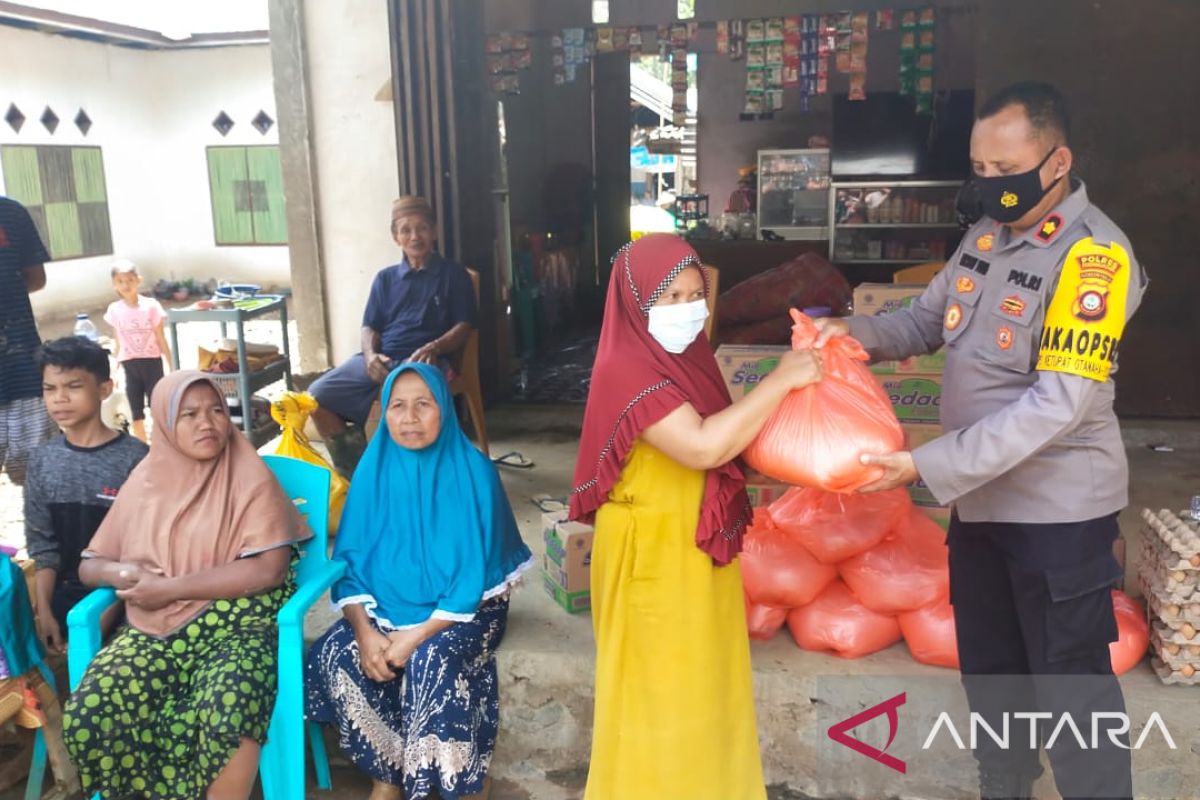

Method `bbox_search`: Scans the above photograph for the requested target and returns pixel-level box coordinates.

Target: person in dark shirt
[310,196,477,476]
[0,195,57,486]
[26,337,148,653]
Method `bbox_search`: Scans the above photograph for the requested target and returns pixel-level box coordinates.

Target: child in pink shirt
[103,260,172,441]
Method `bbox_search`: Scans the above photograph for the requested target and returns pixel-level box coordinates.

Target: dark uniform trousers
[948,512,1133,800]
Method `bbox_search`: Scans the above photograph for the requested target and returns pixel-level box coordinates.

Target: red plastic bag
[839,508,949,614]
[740,510,837,608]
[898,601,960,669]
[745,597,789,641]
[786,579,902,659]
[768,487,911,564]
[743,310,905,493]
[1110,590,1149,676]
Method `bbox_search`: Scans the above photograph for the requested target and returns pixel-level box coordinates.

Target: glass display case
[828,180,964,267]
[756,148,830,240]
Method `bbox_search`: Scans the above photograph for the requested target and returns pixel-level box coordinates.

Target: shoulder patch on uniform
[1036,236,1132,382]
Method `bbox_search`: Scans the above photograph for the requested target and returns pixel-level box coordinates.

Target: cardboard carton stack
[1139,508,1200,685]
[715,346,791,506]
[855,283,950,528]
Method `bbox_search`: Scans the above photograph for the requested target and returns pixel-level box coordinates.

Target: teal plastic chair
[67,454,344,799]
[2,557,62,800]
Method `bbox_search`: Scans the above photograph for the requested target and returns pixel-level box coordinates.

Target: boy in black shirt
[26,337,148,653]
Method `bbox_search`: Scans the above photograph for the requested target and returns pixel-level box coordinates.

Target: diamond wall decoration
[250,110,274,135]
[212,111,234,137]
[74,108,92,136]
[4,103,24,133]
[40,106,59,134]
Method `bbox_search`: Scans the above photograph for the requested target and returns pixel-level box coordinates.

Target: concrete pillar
[268,0,329,373]
[270,0,402,366]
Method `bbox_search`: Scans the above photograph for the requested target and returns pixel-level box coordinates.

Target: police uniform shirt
[847,180,1148,524]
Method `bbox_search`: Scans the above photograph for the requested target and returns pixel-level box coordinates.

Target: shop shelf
[837,223,959,229]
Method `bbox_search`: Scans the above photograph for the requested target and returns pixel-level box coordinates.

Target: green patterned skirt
[63,576,293,799]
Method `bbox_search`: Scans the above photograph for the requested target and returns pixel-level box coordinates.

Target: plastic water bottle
[73,313,99,342]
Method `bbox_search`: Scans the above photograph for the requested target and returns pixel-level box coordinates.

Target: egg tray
[1140,508,1200,561]
[1137,560,1200,604]
[1145,588,1200,627]
[1137,537,1200,590]
[1138,527,1200,574]
[1150,627,1200,669]
[1150,657,1200,686]
[1149,617,1200,646]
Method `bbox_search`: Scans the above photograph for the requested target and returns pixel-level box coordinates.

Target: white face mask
[647,298,709,354]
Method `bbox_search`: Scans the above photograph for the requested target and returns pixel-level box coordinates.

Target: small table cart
[166,295,294,448]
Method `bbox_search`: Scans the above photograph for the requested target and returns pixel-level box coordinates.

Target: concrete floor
[4,306,1200,797]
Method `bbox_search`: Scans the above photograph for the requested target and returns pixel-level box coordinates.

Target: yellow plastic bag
[271,392,348,535]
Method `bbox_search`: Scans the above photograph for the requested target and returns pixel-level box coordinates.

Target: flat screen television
[831,91,974,180]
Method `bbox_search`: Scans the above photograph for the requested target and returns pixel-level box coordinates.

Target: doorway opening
[629,53,697,239]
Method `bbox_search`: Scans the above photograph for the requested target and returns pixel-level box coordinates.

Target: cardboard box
[853,283,928,317]
[920,505,952,531]
[745,477,789,508]
[541,509,568,540]
[877,373,943,425]
[853,283,945,375]
[869,353,946,376]
[1113,535,1126,574]
[543,520,594,614]
[900,423,944,508]
[899,422,951,525]
[715,345,788,399]
[542,571,591,614]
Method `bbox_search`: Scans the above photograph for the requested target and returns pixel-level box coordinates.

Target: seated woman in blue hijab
[305,363,533,800]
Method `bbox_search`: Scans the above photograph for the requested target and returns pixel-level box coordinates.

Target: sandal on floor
[492,451,535,470]
[530,495,567,513]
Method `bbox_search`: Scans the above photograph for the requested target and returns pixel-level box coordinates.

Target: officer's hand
[857,451,919,493]
[812,317,850,348]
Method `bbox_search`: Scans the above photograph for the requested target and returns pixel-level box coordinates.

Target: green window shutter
[207,147,254,244]
[245,146,288,244]
[2,144,111,261]
[1,146,44,206]
[45,201,83,259]
[72,147,108,203]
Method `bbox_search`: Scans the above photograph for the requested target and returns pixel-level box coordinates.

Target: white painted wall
[303,0,400,362]
[0,26,288,324]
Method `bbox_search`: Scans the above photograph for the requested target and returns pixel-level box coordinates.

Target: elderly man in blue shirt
[310,196,477,475]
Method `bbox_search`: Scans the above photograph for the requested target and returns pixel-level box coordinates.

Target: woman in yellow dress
[570,234,823,799]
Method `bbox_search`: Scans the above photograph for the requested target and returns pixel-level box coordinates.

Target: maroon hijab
[569,234,751,565]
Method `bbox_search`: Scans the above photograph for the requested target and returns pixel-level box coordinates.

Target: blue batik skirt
[304,597,508,799]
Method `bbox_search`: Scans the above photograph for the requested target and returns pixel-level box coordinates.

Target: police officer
[816,83,1146,800]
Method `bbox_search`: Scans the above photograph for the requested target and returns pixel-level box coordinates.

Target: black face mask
[973,148,1062,224]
